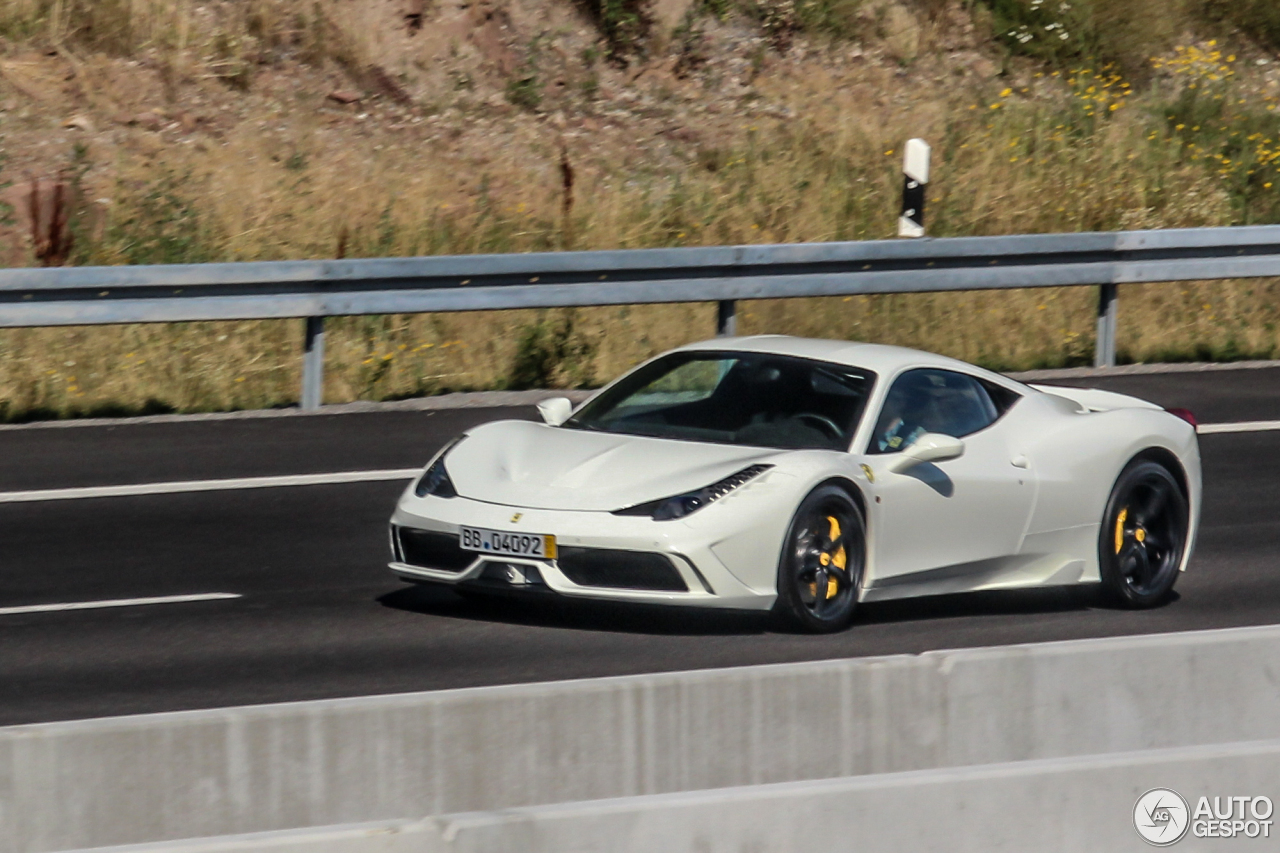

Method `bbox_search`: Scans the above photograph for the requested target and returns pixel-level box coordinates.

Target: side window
[979,378,1022,418]
[867,369,1000,454]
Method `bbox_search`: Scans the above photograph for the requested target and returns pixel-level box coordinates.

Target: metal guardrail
[2,225,1279,408]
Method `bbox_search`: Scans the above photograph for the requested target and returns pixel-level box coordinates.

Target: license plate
[459,526,557,559]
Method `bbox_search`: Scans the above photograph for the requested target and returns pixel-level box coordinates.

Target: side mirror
[536,396,574,427]
[887,432,965,474]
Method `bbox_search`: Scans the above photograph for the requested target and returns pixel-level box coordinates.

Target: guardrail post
[1095,284,1117,368]
[302,316,325,410]
[717,300,736,336]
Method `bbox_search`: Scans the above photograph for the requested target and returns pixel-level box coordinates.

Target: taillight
[1165,407,1198,428]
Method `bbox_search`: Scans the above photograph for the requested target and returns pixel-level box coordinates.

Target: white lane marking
[1198,420,1280,435]
[0,468,420,504]
[0,592,242,616]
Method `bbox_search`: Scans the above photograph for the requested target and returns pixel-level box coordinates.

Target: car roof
[674,335,1022,387]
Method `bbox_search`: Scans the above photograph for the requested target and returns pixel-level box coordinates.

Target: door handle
[1010,454,1030,469]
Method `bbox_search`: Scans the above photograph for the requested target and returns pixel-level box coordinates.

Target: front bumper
[389,493,775,611]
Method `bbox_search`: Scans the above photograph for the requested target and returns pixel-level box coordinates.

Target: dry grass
[3,0,331,57]
[2,1,1280,419]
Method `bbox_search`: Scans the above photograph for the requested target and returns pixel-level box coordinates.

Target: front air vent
[556,547,688,592]
[396,527,475,573]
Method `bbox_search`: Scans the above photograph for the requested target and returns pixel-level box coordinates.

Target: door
[861,368,1036,586]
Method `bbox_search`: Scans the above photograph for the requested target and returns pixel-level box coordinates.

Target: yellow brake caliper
[809,517,847,600]
[1114,507,1128,554]
[826,516,844,599]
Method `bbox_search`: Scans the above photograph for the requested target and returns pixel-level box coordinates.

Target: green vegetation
[579,0,652,59]
[1197,0,1280,53]
[792,0,867,40]
[0,152,12,229]
[96,170,213,266]
[984,0,1280,76]
[505,74,543,110]
[507,313,597,390]
[1153,44,1280,223]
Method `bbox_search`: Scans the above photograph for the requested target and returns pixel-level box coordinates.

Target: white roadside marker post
[898,138,931,238]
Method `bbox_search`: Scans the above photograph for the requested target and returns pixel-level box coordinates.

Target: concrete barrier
[64,739,1280,853]
[425,738,1280,853]
[62,822,431,853]
[6,623,1280,852]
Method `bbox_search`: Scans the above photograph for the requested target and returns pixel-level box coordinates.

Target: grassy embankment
[1,0,1279,419]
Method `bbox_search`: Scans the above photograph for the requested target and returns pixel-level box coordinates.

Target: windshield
[565,351,876,450]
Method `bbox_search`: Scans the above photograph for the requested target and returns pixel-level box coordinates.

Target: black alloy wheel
[773,484,865,633]
[1099,458,1189,608]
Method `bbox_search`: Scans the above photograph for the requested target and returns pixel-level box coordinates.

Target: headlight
[613,464,772,521]
[413,436,465,498]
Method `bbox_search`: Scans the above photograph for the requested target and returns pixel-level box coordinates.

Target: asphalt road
[1,368,1278,726]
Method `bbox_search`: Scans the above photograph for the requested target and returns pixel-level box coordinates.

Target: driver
[876,386,930,453]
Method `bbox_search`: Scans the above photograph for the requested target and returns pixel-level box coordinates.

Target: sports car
[388,336,1200,632]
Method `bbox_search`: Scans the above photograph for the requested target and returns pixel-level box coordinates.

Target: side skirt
[859,553,1093,603]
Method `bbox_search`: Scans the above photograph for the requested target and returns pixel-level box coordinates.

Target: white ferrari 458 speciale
[389,336,1200,632]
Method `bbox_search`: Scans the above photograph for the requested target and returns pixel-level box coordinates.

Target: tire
[773,484,865,633]
[1098,458,1189,608]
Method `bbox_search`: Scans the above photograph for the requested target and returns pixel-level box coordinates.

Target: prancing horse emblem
[510,512,523,523]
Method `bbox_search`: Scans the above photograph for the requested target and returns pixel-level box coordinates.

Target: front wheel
[1099,459,1189,608]
[773,484,865,633]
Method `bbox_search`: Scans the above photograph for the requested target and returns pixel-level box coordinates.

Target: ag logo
[1135,788,1190,846]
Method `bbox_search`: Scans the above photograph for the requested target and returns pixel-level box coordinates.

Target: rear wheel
[773,485,864,633]
[1099,459,1188,608]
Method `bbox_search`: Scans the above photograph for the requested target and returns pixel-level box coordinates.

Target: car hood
[445,420,782,511]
